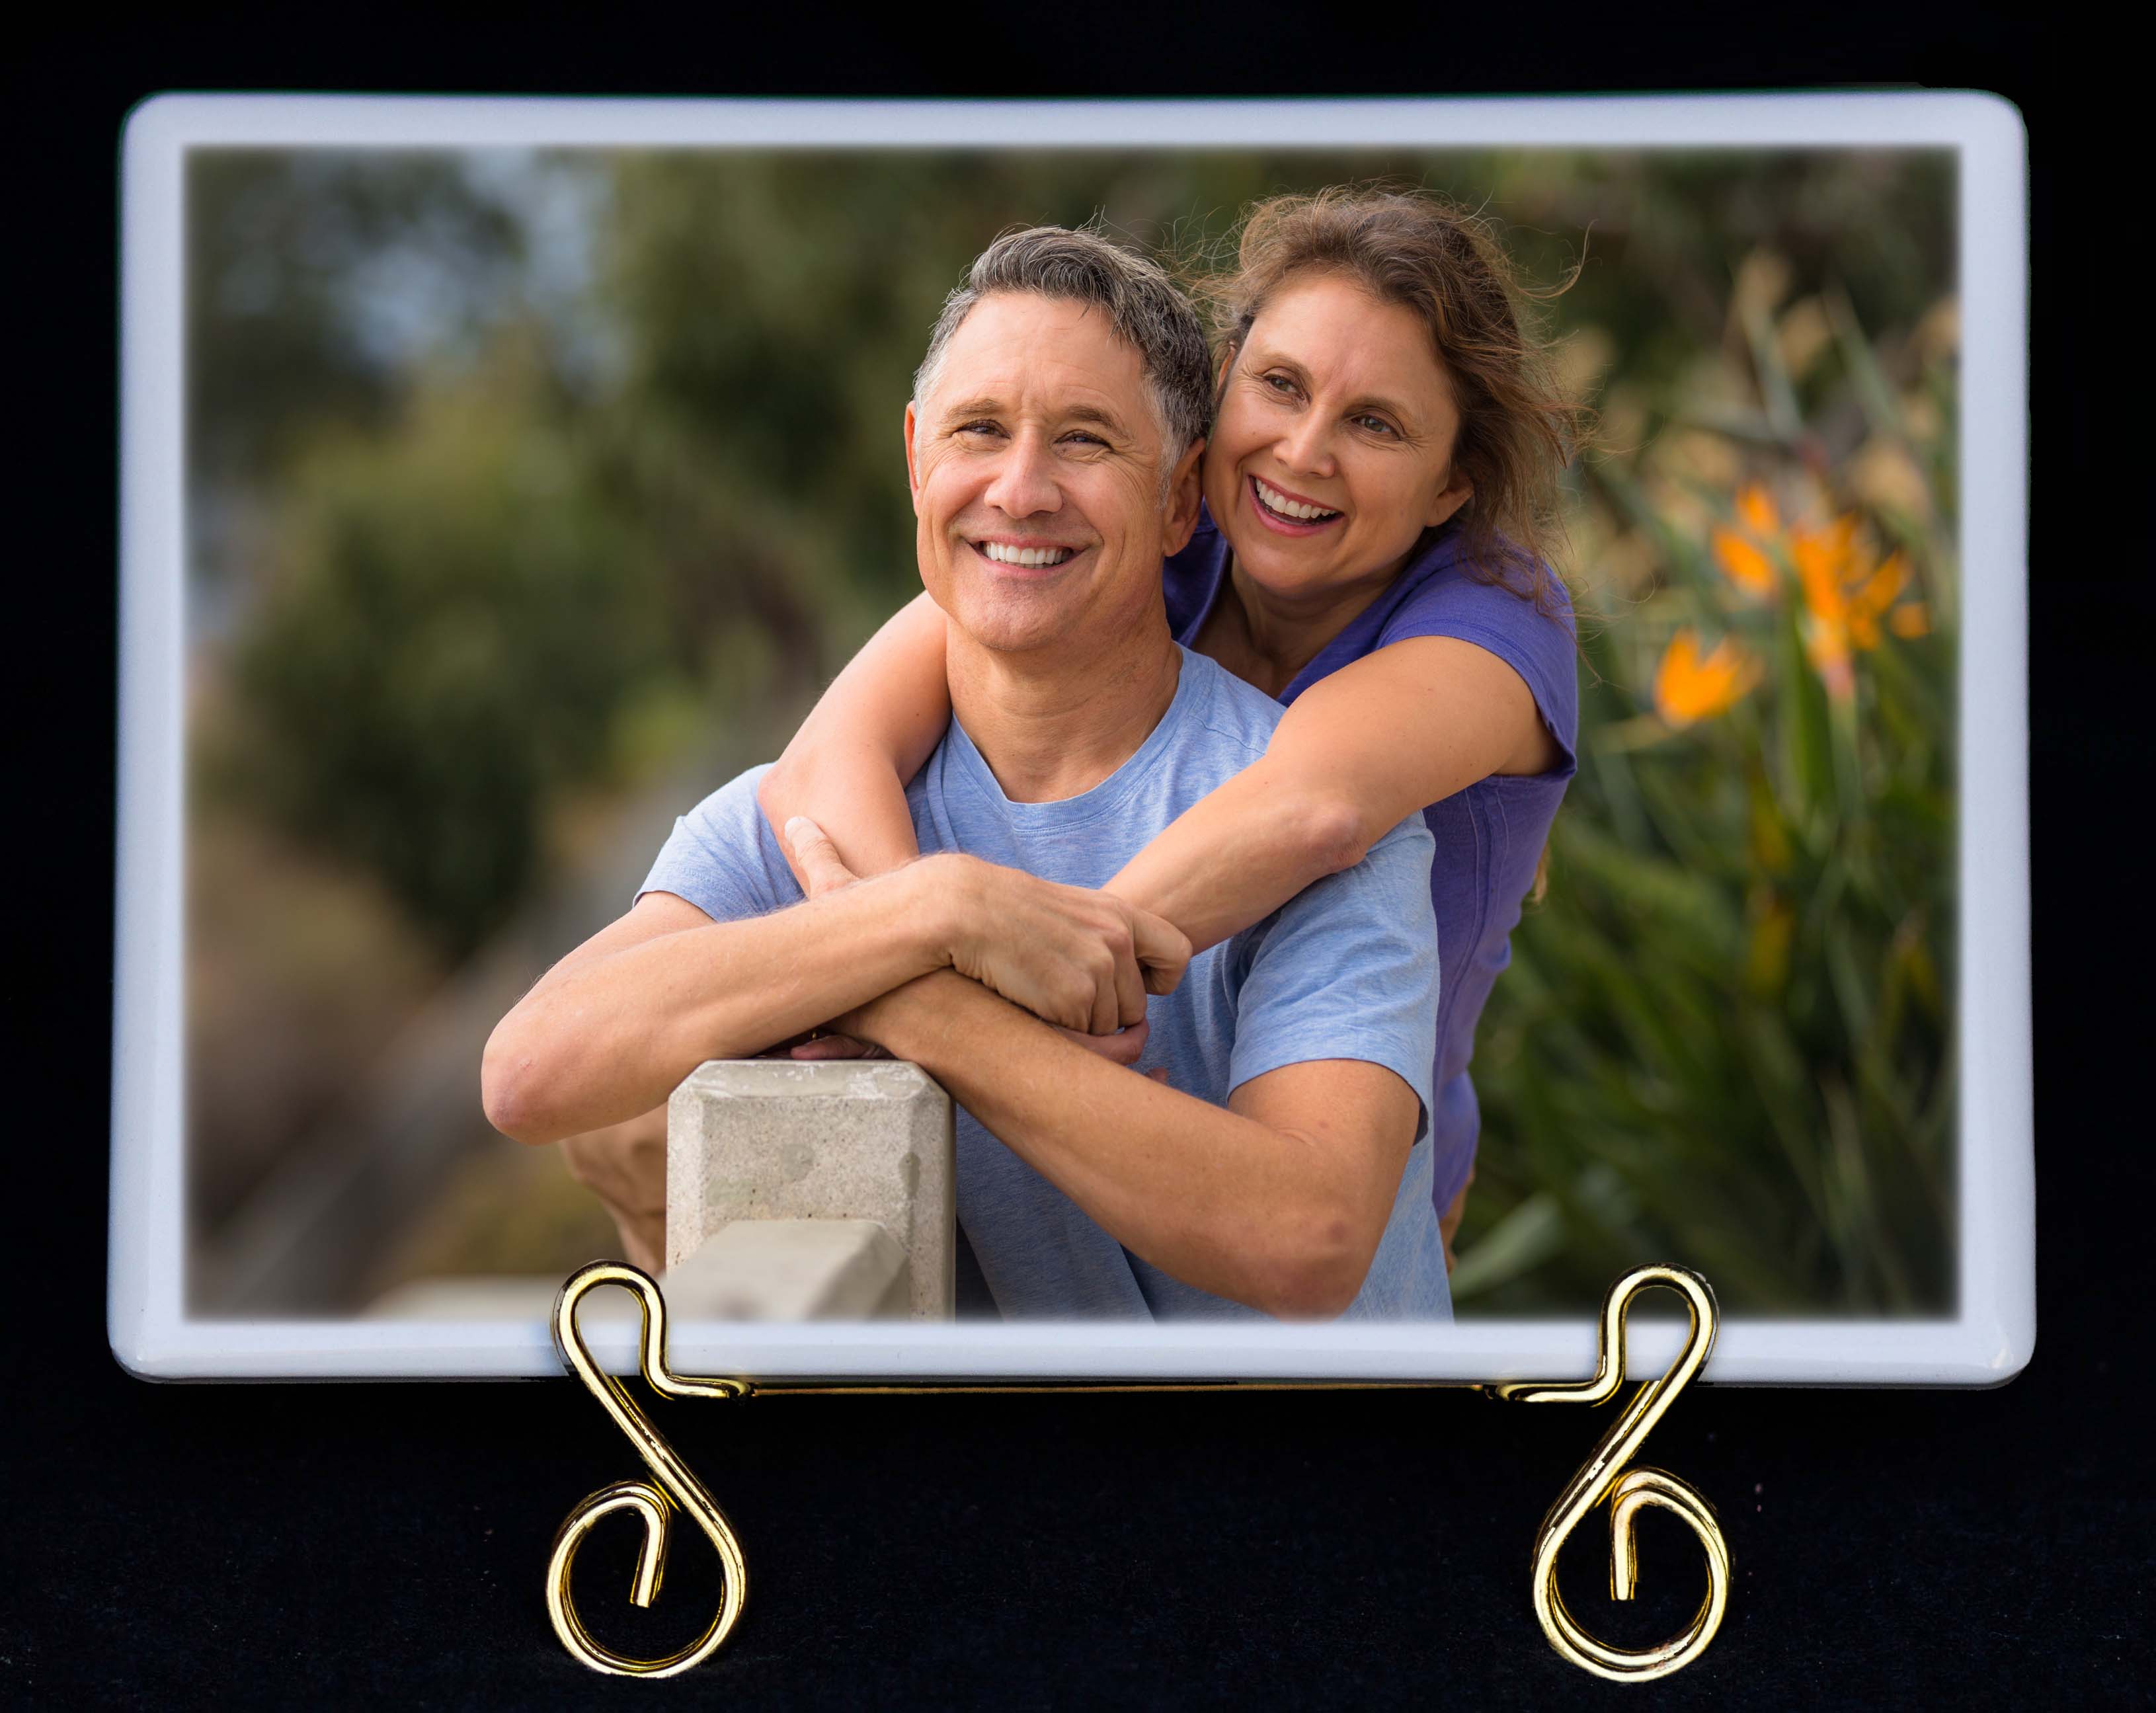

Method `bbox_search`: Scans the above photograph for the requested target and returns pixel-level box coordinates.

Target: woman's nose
[1275,416,1336,476]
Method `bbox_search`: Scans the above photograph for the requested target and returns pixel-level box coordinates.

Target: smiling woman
[1188,270,1480,696]
[1194,186,1580,617]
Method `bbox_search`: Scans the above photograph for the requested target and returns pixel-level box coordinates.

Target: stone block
[666,1059,955,1319]
[665,1219,908,1320]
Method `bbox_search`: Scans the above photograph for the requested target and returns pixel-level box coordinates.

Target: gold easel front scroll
[545,1259,1728,1683]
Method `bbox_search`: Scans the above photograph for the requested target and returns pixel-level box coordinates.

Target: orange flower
[1793,516,1868,697]
[1711,527,1777,600]
[1654,628,1764,728]
[1737,483,1780,538]
[1794,523,1923,694]
[1712,483,1784,602]
[1889,602,1931,639]
[1847,551,1909,649]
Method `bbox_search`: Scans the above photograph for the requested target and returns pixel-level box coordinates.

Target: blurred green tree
[188,151,530,493]
[229,334,677,957]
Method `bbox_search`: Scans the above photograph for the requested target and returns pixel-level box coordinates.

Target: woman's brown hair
[1200,184,1589,618]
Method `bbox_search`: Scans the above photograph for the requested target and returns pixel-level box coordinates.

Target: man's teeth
[980,541,1076,567]
[1255,478,1340,522]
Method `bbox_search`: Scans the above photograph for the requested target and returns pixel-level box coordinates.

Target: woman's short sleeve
[1377,569,1580,775]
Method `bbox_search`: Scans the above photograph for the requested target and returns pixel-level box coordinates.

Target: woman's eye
[1264,373,1297,395]
[1354,415,1396,437]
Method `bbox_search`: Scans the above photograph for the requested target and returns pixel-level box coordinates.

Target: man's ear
[903,401,923,510]
[1163,437,1207,557]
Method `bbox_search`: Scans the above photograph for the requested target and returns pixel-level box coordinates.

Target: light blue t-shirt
[640,645,1450,1323]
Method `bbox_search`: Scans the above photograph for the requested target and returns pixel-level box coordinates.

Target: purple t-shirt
[1164,505,1579,1215]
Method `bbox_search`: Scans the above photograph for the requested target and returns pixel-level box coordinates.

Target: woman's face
[1202,270,1471,605]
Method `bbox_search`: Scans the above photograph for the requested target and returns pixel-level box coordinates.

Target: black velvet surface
[9,14,2147,1706]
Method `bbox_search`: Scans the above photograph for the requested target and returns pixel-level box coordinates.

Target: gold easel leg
[546,1262,751,1677]
[1490,1263,1732,1684]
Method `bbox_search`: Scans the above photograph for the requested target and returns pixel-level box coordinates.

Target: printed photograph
[178,140,1958,1327]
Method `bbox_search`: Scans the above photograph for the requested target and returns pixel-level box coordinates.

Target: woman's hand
[784,817,1191,1037]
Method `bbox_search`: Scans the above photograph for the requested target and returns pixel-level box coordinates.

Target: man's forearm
[483,867,949,1145]
[852,971,1401,1316]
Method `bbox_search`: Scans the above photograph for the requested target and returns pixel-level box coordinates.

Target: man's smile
[969,536,1087,571]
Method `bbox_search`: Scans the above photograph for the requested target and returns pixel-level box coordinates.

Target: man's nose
[982,428,1062,519]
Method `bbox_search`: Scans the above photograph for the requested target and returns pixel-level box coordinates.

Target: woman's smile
[1246,473,1344,535]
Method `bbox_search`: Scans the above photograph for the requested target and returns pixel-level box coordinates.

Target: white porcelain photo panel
[111,93,2030,1383]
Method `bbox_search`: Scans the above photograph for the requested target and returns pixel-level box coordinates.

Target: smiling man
[483,227,1449,1320]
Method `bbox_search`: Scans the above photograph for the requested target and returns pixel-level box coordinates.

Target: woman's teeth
[979,541,1076,567]
[1254,477,1340,522]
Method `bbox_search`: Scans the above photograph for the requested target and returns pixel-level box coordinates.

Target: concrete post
[364,1218,906,1322]
[666,1059,956,1320]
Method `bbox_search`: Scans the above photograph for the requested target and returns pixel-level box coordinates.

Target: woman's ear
[1425,465,1473,530]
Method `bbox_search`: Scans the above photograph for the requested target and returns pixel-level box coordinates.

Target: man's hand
[784,816,1189,1043]
[559,1104,668,1275]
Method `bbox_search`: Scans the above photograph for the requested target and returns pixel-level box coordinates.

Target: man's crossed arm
[836,967,1417,1318]
[484,828,1417,1318]
[481,852,1187,1144]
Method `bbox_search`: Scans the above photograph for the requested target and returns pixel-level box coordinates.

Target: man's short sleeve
[635,763,805,924]
[1222,815,1440,1138]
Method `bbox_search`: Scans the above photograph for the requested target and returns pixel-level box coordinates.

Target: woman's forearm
[1107,635,1546,952]
[762,744,923,877]
[759,592,953,881]
[1102,755,1367,953]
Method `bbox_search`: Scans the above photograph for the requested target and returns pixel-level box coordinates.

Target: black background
[7,9,2146,1707]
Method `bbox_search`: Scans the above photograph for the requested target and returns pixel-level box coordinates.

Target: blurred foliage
[226,336,680,956]
[188,152,530,493]
[1457,272,1958,1314]
[188,146,1957,1306]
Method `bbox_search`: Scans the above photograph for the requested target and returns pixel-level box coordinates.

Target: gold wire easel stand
[544,1259,1728,1683]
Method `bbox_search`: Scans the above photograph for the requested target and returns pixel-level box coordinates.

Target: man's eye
[1062,431,1107,448]
[957,420,1002,438]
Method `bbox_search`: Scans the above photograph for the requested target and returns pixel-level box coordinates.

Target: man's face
[905,292,1200,658]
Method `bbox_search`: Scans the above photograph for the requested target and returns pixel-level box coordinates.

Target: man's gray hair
[911,225,1213,469]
